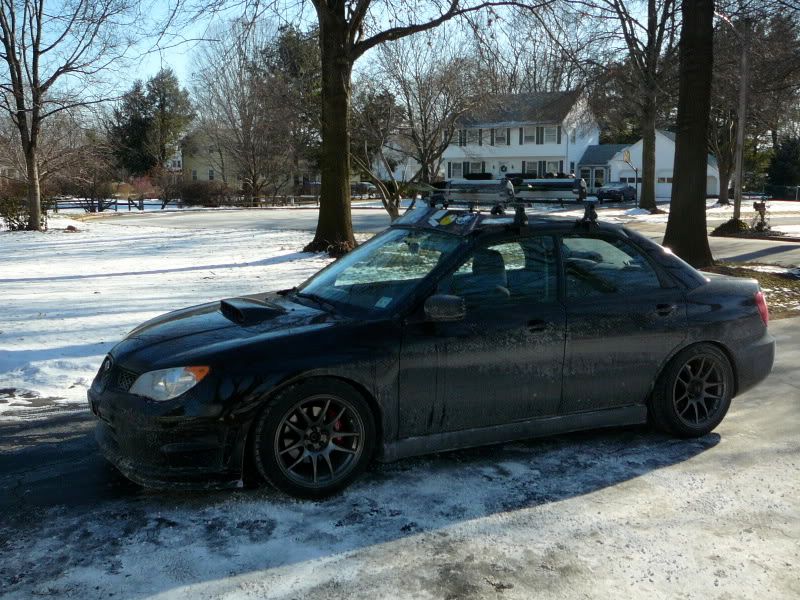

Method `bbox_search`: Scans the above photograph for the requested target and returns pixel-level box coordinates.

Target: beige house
[180,129,318,193]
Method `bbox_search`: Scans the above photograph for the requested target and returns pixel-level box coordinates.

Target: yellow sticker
[439,214,456,226]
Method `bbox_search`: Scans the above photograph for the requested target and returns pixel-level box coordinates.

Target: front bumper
[88,388,249,490]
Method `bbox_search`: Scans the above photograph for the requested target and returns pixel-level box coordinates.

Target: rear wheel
[251,379,376,498]
[650,344,734,438]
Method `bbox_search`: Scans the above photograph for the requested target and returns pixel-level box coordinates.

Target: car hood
[111,292,337,370]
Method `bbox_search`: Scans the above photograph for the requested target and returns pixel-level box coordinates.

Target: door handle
[527,319,548,332]
[655,303,676,316]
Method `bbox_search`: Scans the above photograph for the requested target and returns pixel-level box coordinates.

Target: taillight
[755,290,769,325]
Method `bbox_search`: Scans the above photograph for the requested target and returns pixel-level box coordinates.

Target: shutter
[447,162,452,178]
[478,128,483,146]
[559,160,564,173]
[463,161,470,175]
[521,161,526,174]
[459,130,465,147]
[536,127,543,145]
[506,128,511,145]
[490,129,495,146]
[481,161,485,173]
[519,127,523,145]
[538,160,546,177]
[557,126,562,144]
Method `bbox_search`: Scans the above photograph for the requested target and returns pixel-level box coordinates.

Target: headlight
[128,366,210,401]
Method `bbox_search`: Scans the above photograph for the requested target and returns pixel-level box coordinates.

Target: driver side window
[439,237,557,308]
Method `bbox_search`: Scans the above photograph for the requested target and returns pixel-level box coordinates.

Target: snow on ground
[0,216,333,417]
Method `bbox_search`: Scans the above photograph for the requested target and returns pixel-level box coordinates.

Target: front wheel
[650,344,734,438]
[251,379,376,498]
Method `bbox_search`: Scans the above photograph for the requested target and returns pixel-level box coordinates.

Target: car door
[398,235,566,438]
[559,233,688,414]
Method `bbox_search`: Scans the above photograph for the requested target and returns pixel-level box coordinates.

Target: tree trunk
[25,151,42,231]
[717,162,731,205]
[304,13,355,256]
[639,97,658,211]
[663,0,714,268]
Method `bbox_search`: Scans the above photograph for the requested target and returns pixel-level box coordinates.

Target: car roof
[391,205,625,237]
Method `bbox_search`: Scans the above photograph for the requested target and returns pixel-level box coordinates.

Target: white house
[578,130,720,198]
[442,91,599,180]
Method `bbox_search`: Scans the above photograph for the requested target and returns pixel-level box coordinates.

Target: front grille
[115,368,138,392]
[92,355,139,393]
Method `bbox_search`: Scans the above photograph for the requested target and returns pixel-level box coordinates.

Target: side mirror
[424,294,466,322]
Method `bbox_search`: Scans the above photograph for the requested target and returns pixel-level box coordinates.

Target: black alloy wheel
[252,379,376,498]
[672,355,726,428]
[650,344,734,438]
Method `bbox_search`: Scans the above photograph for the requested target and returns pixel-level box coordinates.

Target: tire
[251,378,376,499]
[650,344,734,438]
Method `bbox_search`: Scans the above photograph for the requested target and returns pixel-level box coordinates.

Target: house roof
[459,91,582,127]
[578,144,629,166]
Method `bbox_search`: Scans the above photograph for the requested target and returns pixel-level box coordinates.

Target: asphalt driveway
[1,318,797,599]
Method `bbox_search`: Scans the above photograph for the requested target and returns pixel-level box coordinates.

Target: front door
[399,236,566,437]
[559,233,688,414]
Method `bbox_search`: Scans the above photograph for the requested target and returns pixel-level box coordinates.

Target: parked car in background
[596,182,637,203]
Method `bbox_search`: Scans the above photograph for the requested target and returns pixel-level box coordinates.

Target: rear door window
[561,235,662,298]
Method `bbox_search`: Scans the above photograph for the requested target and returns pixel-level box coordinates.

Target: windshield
[298,228,463,316]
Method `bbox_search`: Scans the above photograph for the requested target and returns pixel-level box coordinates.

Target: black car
[89,206,775,498]
[596,182,637,203]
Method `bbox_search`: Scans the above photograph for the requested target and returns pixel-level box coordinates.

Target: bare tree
[192,20,289,203]
[377,31,481,186]
[350,84,405,219]
[579,0,679,212]
[0,0,148,230]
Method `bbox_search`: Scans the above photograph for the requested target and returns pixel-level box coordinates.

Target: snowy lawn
[0,216,333,418]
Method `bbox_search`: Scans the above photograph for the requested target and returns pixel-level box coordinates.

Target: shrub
[0,182,47,231]
[180,180,231,207]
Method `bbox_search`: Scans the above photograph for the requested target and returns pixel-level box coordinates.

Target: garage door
[656,170,673,199]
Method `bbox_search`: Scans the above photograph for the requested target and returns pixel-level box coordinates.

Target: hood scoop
[220,297,286,325]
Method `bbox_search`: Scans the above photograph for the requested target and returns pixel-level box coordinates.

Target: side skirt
[379,405,648,463]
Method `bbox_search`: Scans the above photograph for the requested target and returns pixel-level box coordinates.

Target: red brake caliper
[327,409,343,443]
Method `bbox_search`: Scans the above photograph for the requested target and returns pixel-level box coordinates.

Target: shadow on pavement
[0,410,720,598]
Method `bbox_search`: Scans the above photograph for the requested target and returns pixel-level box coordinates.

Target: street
[1,314,798,599]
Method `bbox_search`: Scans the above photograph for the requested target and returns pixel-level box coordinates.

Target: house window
[469,161,482,174]
[191,169,197,181]
[524,162,537,175]
[569,161,576,174]
[657,177,673,183]
[208,168,215,181]
[208,145,215,155]
[580,168,591,181]
[523,127,537,144]
[546,161,560,174]
[496,128,512,145]
[451,162,463,178]
[466,129,480,145]
[544,126,558,144]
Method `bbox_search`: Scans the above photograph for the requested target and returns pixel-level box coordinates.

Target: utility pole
[732,18,750,222]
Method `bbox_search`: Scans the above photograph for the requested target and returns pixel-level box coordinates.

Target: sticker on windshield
[455,214,475,225]
[375,296,392,308]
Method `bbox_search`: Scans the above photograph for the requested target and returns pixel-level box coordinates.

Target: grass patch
[704,262,800,319]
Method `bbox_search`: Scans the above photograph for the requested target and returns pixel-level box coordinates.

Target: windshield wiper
[294,291,338,313]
